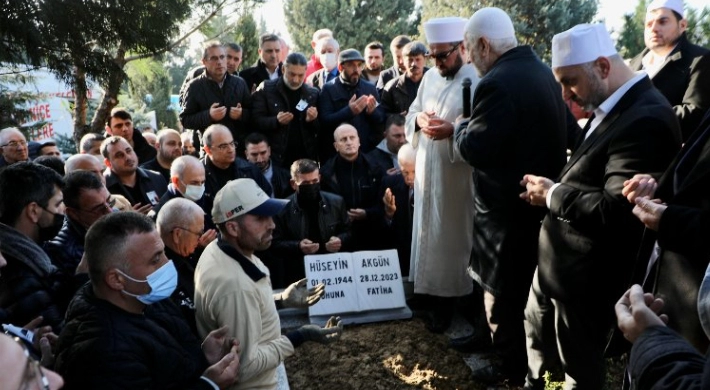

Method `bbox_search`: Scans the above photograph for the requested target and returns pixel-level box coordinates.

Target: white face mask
[319,52,337,71]
[183,183,205,201]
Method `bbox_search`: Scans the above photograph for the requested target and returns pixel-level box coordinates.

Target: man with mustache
[102,136,167,210]
[380,41,429,117]
[362,41,385,84]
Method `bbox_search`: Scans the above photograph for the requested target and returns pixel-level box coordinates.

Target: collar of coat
[216,239,266,282]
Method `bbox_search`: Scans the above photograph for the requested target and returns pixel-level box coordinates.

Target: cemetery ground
[283,314,626,389]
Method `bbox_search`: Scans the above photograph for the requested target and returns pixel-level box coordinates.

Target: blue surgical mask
[118,260,178,304]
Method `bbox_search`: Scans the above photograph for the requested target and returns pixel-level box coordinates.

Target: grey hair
[156,197,203,236]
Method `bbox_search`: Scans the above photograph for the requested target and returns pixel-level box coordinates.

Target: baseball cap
[212,178,289,224]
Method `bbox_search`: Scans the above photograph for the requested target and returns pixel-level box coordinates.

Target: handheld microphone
[462,78,472,118]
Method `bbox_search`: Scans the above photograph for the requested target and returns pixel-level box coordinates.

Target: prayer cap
[423,17,467,44]
[647,0,684,18]
[465,8,515,40]
[551,23,617,68]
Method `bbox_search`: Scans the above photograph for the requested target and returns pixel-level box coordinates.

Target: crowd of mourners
[2,0,710,388]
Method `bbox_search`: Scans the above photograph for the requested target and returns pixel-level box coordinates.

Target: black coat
[132,129,158,164]
[202,157,273,222]
[252,78,319,166]
[380,71,427,117]
[637,111,710,351]
[318,78,386,161]
[320,153,385,250]
[0,223,66,331]
[179,73,253,146]
[365,147,396,173]
[628,325,710,389]
[630,33,710,141]
[43,217,90,298]
[104,167,167,209]
[538,76,681,312]
[376,66,400,97]
[272,191,351,284]
[55,284,212,390]
[239,59,283,92]
[269,163,294,199]
[377,173,412,276]
[455,45,571,295]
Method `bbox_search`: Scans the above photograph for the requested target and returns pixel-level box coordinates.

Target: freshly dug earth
[285,316,626,390]
[286,317,491,390]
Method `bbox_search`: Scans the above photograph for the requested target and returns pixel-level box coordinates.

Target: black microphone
[462,78,472,118]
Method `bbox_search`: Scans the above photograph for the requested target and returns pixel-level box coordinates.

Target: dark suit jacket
[630,34,710,141]
[318,78,386,161]
[251,78,320,166]
[239,59,283,93]
[379,70,428,117]
[376,66,400,97]
[104,167,167,209]
[538,76,681,313]
[378,173,412,276]
[636,111,710,351]
[454,46,572,295]
[270,163,294,199]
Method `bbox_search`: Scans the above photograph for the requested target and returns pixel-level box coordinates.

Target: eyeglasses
[1,140,28,149]
[8,335,50,390]
[80,198,116,215]
[426,43,461,61]
[214,141,236,151]
[207,55,226,62]
[175,226,204,237]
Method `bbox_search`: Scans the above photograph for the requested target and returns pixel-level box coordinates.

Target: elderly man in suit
[520,23,681,389]
[454,8,573,384]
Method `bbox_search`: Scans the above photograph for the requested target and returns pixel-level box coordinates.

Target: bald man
[320,124,385,251]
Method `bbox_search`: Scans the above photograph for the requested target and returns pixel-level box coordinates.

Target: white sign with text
[304,249,406,316]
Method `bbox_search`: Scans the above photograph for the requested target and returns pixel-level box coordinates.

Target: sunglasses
[426,43,461,61]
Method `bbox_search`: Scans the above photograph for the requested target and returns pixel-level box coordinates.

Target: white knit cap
[647,0,684,18]
[424,17,467,44]
[551,23,618,68]
[465,7,515,40]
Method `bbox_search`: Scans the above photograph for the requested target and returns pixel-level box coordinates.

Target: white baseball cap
[211,179,289,224]
[551,23,617,68]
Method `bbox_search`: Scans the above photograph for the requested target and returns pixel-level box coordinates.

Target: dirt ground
[286,316,495,390]
[284,316,626,390]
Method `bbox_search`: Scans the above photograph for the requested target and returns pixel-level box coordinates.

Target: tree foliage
[233,12,260,68]
[284,0,420,55]
[421,0,598,63]
[125,57,178,130]
[616,0,649,58]
[1,0,245,144]
[0,74,45,134]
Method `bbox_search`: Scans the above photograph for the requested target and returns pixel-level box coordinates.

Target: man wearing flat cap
[519,23,681,389]
[318,48,386,162]
[629,0,710,141]
[404,17,480,334]
[194,178,343,389]
[453,7,573,384]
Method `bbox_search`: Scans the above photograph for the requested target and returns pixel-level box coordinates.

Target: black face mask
[297,183,321,205]
[39,210,64,242]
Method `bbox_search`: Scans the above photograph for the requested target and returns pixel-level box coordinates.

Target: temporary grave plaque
[304,249,411,325]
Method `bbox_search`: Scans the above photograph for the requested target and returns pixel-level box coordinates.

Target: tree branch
[125,0,233,62]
